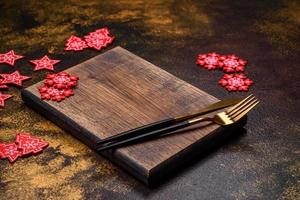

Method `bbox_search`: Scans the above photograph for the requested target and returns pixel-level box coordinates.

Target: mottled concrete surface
[0,0,299,199]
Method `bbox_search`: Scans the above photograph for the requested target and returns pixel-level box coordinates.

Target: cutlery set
[97,94,259,152]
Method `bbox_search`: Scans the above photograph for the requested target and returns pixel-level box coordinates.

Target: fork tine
[226,94,254,114]
[230,98,258,118]
[227,96,256,117]
[231,100,259,122]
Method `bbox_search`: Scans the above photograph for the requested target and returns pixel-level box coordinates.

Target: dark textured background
[0,0,299,199]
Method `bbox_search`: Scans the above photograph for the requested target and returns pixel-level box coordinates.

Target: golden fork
[189,94,259,126]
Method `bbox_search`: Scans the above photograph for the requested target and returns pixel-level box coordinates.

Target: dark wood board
[21,47,245,185]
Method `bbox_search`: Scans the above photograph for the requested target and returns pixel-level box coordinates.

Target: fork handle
[188,117,212,125]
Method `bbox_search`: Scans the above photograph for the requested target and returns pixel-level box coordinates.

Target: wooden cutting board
[21,47,245,185]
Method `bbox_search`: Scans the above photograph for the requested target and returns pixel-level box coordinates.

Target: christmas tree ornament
[65,35,88,51]
[16,133,49,156]
[84,27,114,50]
[0,143,22,163]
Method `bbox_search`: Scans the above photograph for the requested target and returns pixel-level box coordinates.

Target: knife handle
[97,120,190,152]
[96,118,175,145]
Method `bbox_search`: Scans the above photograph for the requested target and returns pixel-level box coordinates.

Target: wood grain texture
[21,47,245,185]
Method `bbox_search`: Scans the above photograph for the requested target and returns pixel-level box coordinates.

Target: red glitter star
[16,133,49,156]
[0,143,22,163]
[0,50,24,66]
[84,28,114,50]
[0,70,31,87]
[219,74,253,92]
[0,92,12,107]
[219,55,247,73]
[0,79,8,89]
[30,55,61,71]
[0,84,8,89]
[196,52,223,70]
[65,35,88,51]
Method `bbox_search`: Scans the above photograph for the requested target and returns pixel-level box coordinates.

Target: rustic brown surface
[0,0,299,199]
[22,47,243,184]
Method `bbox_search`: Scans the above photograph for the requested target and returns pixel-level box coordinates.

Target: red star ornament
[30,55,61,71]
[219,74,253,92]
[0,92,13,107]
[0,85,8,89]
[16,133,49,156]
[196,52,223,70]
[219,55,247,73]
[0,143,22,163]
[0,79,8,89]
[0,50,24,66]
[65,35,88,51]
[0,70,31,87]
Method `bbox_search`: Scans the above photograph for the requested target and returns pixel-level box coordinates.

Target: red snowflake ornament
[0,143,22,163]
[219,74,253,92]
[30,55,61,71]
[219,55,247,73]
[84,28,114,50]
[0,70,31,87]
[65,35,88,51]
[38,85,74,102]
[0,92,12,107]
[16,133,49,156]
[0,50,24,66]
[45,72,78,89]
[196,53,222,70]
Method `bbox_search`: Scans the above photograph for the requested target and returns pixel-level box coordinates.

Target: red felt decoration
[196,53,222,70]
[219,74,253,92]
[92,28,110,36]
[38,85,74,102]
[45,71,78,89]
[84,27,114,50]
[0,70,31,87]
[219,55,247,73]
[0,143,22,163]
[0,92,12,107]
[30,55,61,71]
[16,133,49,156]
[65,35,88,51]
[0,79,8,89]
[0,50,24,66]
[0,84,8,89]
